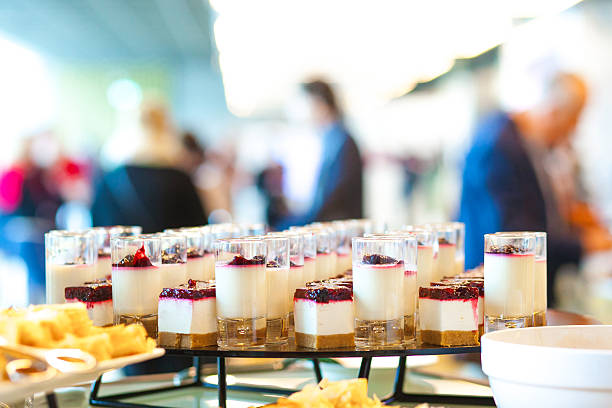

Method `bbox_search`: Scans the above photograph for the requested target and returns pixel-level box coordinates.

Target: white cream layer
[288,265,303,309]
[294,299,354,335]
[404,271,417,315]
[336,252,352,276]
[160,263,188,289]
[96,256,112,280]
[315,253,333,281]
[535,259,547,313]
[353,263,404,321]
[158,297,216,334]
[484,253,534,317]
[436,244,457,281]
[112,266,161,315]
[266,267,289,319]
[215,264,266,319]
[46,264,96,304]
[303,258,316,284]
[419,297,479,332]
[186,257,208,281]
[416,246,434,290]
[67,298,113,326]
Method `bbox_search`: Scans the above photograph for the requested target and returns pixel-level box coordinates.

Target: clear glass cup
[90,225,141,281]
[45,230,97,304]
[268,231,304,325]
[111,235,161,337]
[352,237,404,348]
[263,236,290,344]
[398,227,436,290]
[484,232,535,332]
[422,223,457,281]
[159,232,188,288]
[451,222,465,275]
[215,238,267,348]
[312,228,333,281]
[166,227,211,281]
[330,221,351,276]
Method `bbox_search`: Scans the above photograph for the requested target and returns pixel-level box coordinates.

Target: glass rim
[46,229,95,237]
[111,234,160,242]
[214,237,266,245]
[485,232,536,239]
[352,236,404,244]
[494,231,546,238]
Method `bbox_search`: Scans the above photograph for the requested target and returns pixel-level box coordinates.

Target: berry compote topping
[290,261,303,267]
[187,247,204,258]
[113,244,153,267]
[362,254,398,265]
[227,255,265,266]
[419,285,478,300]
[486,244,525,255]
[98,249,111,258]
[162,250,185,264]
[434,280,484,296]
[159,282,215,300]
[294,283,352,303]
[438,237,452,245]
[65,281,112,302]
[266,260,279,268]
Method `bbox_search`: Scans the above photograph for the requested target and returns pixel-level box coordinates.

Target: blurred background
[0,0,611,322]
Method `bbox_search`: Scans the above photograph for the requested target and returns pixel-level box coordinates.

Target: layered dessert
[160,249,187,289]
[265,260,290,342]
[436,278,484,336]
[158,280,217,348]
[215,255,267,346]
[436,238,456,281]
[303,255,316,285]
[294,283,354,348]
[534,257,547,326]
[419,285,479,346]
[46,263,96,304]
[353,254,404,345]
[65,281,113,326]
[288,260,304,312]
[111,245,160,335]
[484,244,534,322]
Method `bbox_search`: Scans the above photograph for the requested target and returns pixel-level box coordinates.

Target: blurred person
[459,72,612,306]
[91,103,206,233]
[0,131,65,304]
[275,79,363,229]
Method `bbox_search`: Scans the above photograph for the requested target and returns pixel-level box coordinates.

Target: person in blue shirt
[273,79,363,229]
[459,72,611,305]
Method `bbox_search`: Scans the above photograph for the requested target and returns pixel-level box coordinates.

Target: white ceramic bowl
[481,325,612,408]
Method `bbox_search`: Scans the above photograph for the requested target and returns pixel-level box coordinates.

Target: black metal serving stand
[89,340,494,407]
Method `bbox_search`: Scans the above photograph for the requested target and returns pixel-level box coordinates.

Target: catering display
[30,219,568,408]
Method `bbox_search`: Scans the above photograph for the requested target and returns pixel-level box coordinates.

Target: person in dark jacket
[459,72,611,306]
[275,79,363,229]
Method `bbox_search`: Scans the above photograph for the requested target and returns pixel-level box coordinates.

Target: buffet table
[88,309,599,408]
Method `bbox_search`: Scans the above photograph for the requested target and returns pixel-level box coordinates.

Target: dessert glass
[352,237,404,348]
[533,232,547,326]
[399,227,436,290]
[484,233,535,332]
[45,230,97,304]
[111,235,161,337]
[215,238,267,348]
[166,227,210,281]
[159,232,188,288]
[301,229,317,285]
[332,221,353,276]
[92,225,141,280]
[263,236,290,344]
[313,228,333,280]
[424,223,457,281]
